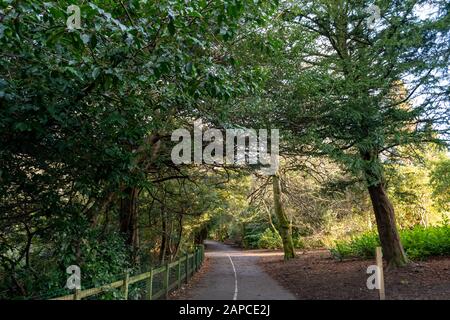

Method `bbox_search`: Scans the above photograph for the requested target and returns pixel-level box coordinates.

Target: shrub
[243,228,308,250]
[330,223,450,261]
[257,228,283,249]
[0,219,130,300]
[293,237,306,249]
[243,233,262,249]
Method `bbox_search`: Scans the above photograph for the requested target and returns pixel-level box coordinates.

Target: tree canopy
[0,0,449,298]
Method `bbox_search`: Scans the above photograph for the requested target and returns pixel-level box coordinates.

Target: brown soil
[259,250,450,300]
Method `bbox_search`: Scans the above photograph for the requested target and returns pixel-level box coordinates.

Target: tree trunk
[165,217,173,261]
[241,222,246,248]
[195,226,208,244]
[265,203,277,233]
[272,174,295,260]
[159,207,167,264]
[368,182,408,268]
[119,187,140,262]
[172,215,183,259]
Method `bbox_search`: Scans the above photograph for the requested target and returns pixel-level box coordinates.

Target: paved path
[181,240,296,300]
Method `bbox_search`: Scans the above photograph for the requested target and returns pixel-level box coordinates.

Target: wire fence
[50,245,205,300]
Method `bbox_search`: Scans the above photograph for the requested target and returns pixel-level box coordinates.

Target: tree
[0,0,278,297]
[272,174,296,260]
[430,157,450,214]
[244,0,449,267]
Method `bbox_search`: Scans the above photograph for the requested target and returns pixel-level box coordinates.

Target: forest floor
[259,249,450,300]
[171,241,450,300]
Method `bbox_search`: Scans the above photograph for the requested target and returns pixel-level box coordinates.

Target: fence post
[201,245,205,264]
[194,247,198,272]
[164,263,170,299]
[197,247,201,269]
[123,271,130,300]
[73,288,81,300]
[177,259,182,288]
[146,268,153,300]
[185,251,189,283]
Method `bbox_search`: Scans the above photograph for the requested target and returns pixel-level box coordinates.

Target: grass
[330,223,450,261]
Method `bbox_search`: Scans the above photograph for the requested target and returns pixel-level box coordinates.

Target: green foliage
[401,223,450,260]
[331,223,450,261]
[386,154,437,228]
[430,158,450,213]
[242,227,305,250]
[226,0,450,266]
[0,0,277,299]
[331,233,380,260]
[293,237,306,250]
[257,228,283,250]
[0,0,449,299]
[0,217,129,299]
[237,0,450,185]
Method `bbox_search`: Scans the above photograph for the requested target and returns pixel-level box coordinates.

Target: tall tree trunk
[361,150,408,268]
[119,187,140,262]
[265,203,277,233]
[165,218,173,261]
[172,215,183,259]
[195,226,208,244]
[368,182,408,268]
[272,174,295,260]
[159,207,167,264]
[241,222,246,248]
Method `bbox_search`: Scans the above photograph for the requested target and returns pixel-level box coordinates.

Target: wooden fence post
[164,263,170,299]
[123,271,130,300]
[73,288,81,300]
[185,251,189,283]
[197,247,201,270]
[376,247,386,300]
[194,247,198,272]
[146,268,153,300]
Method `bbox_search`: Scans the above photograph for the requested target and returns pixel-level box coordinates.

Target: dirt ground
[259,250,450,300]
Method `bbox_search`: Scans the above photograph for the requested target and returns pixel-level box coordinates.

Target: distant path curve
[178,240,296,300]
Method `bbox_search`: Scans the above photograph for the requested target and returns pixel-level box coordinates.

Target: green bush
[0,217,130,300]
[243,228,306,249]
[257,228,283,249]
[293,237,306,250]
[243,233,262,249]
[243,228,307,250]
[330,223,450,261]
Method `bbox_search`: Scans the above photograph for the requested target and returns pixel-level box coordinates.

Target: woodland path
[175,240,296,300]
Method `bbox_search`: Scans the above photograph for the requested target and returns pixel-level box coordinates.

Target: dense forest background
[0,0,449,299]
